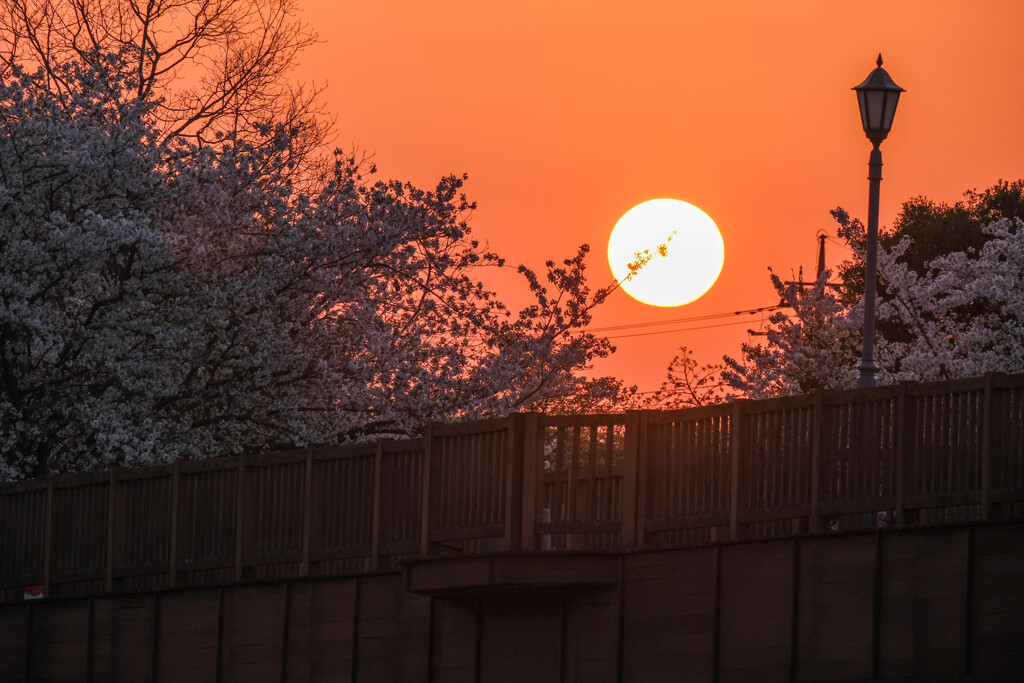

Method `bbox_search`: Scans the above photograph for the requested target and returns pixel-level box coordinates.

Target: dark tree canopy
[884,179,1024,271]
[839,179,1024,304]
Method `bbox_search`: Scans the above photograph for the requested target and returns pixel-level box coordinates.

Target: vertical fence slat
[420,424,433,556]
[620,412,640,549]
[896,385,908,525]
[370,441,383,571]
[555,425,566,531]
[570,426,582,525]
[730,402,742,540]
[521,414,539,552]
[301,448,312,576]
[42,478,53,596]
[105,471,116,592]
[810,393,822,533]
[566,428,579,546]
[635,417,650,550]
[474,432,484,533]
[505,417,518,552]
[588,426,597,522]
[234,457,246,582]
[455,433,465,530]
[505,415,523,553]
[981,375,993,521]
[169,462,179,588]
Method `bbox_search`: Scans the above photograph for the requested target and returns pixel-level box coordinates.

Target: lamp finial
[876,54,883,68]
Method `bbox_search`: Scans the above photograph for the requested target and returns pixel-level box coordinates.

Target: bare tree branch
[0,0,330,169]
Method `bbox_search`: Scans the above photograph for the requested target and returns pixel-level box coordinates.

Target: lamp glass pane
[857,90,870,130]
[882,91,900,130]
[866,90,886,129]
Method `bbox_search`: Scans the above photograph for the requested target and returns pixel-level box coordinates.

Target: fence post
[810,392,823,533]
[169,461,179,588]
[371,440,383,570]
[895,384,909,526]
[301,447,313,576]
[980,373,994,521]
[565,424,579,551]
[105,470,116,592]
[621,411,643,549]
[42,477,53,597]
[729,401,743,541]
[419,424,434,557]
[634,411,653,550]
[635,411,648,550]
[234,455,246,582]
[504,415,526,553]
[520,413,540,552]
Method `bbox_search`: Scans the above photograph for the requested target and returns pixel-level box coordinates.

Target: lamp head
[853,54,905,143]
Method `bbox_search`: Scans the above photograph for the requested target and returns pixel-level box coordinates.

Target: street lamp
[853,54,904,388]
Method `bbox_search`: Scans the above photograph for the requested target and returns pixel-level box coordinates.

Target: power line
[604,317,773,340]
[586,304,783,334]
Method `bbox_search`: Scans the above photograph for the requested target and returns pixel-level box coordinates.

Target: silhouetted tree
[526,377,640,415]
[652,347,731,407]
[838,180,1024,304]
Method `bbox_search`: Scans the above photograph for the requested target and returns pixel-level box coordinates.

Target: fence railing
[4,373,1024,602]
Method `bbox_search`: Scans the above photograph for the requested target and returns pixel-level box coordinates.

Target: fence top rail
[114,463,176,482]
[0,478,49,495]
[647,403,732,424]
[379,437,425,454]
[311,442,376,459]
[904,375,988,395]
[175,454,244,474]
[3,371,1023,494]
[538,413,627,428]
[430,416,512,437]
[816,373,1022,405]
[309,438,425,460]
[741,392,822,414]
[49,469,116,489]
[989,372,1024,390]
[244,448,308,467]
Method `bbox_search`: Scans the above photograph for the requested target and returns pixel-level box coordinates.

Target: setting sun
[608,199,724,307]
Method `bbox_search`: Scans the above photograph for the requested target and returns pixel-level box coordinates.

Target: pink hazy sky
[295,1,1024,393]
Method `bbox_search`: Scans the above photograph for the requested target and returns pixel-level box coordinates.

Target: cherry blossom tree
[718,269,861,398]
[709,186,1024,400]
[874,217,1024,382]
[0,60,617,480]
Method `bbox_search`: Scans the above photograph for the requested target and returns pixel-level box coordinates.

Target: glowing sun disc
[608,199,724,307]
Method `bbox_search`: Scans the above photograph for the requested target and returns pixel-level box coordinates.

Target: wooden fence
[4,373,1024,603]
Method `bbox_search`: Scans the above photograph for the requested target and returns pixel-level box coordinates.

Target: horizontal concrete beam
[404,552,620,596]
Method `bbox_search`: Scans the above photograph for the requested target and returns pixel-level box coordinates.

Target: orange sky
[296,0,1024,394]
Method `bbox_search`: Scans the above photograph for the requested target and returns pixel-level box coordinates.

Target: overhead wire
[585,304,783,334]
[603,317,775,340]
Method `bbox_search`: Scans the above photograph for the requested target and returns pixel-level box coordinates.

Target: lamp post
[853,55,904,389]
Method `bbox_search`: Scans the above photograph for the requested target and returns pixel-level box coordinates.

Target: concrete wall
[2,522,1023,682]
